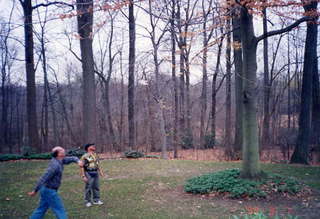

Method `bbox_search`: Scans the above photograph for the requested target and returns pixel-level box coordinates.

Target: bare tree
[146,0,169,158]
[232,5,243,159]
[128,0,136,149]
[225,10,232,159]
[0,4,16,152]
[291,0,318,164]
[95,11,119,149]
[76,0,97,145]
[18,0,73,151]
[19,0,40,151]
[200,0,214,148]
[262,4,270,147]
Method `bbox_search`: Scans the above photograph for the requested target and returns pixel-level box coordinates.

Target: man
[80,143,104,207]
[28,146,83,219]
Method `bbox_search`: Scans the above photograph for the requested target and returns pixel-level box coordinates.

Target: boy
[80,143,104,207]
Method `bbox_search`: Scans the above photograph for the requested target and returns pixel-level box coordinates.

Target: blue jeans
[84,172,100,203]
[30,186,67,219]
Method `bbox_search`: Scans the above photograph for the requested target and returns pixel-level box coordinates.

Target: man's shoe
[86,202,92,207]
[93,200,103,205]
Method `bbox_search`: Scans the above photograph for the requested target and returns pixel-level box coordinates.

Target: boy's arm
[97,155,105,177]
[98,167,104,177]
[80,167,88,182]
[79,155,88,181]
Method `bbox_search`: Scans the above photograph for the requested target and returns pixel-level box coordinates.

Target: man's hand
[28,191,36,197]
[78,160,84,167]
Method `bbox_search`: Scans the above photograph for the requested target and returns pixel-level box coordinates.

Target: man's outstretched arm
[62,156,83,167]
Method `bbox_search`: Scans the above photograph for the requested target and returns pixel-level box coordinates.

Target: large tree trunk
[40,29,49,151]
[262,7,270,147]
[291,1,318,164]
[128,0,136,149]
[185,56,193,145]
[47,84,58,146]
[1,58,9,152]
[22,0,40,151]
[146,87,156,151]
[105,16,116,148]
[240,7,261,178]
[225,16,232,159]
[119,52,125,151]
[312,61,320,161]
[287,33,291,130]
[200,23,208,148]
[211,40,223,145]
[104,83,116,147]
[176,3,186,148]
[1,76,8,153]
[148,0,168,159]
[232,8,243,159]
[179,49,186,145]
[171,0,179,158]
[154,48,168,159]
[76,0,97,145]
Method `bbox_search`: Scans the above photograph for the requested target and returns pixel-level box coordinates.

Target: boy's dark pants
[84,171,100,202]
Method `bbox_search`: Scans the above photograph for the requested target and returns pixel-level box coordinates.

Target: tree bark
[291,1,318,164]
[104,15,117,148]
[239,7,260,178]
[287,33,291,130]
[312,61,320,161]
[225,16,232,159]
[147,0,168,158]
[232,7,243,159]
[119,51,125,150]
[76,0,97,145]
[39,23,49,151]
[128,0,136,149]
[200,22,208,148]
[21,0,40,151]
[211,39,223,145]
[262,7,270,147]
[170,0,179,158]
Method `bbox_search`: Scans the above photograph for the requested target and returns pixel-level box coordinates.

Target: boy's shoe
[86,202,92,207]
[93,200,103,205]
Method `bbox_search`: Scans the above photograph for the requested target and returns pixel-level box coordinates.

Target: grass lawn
[0,159,319,219]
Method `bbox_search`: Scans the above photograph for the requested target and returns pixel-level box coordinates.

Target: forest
[0,0,320,167]
[1,1,320,218]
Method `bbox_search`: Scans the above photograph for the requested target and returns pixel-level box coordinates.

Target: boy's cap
[84,143,95,151]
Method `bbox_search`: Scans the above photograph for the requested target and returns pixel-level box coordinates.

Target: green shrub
[268,174,301,194]
[0,154,24,162]
[203,134,216,149]
[181,134,193,149]
[124,150,144,158]
[66,148,86,158]
[185,169,265,198]
[184,169,301,198]
[21,146,36,156]
[144,155,160,159]
[27,153,52,160]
